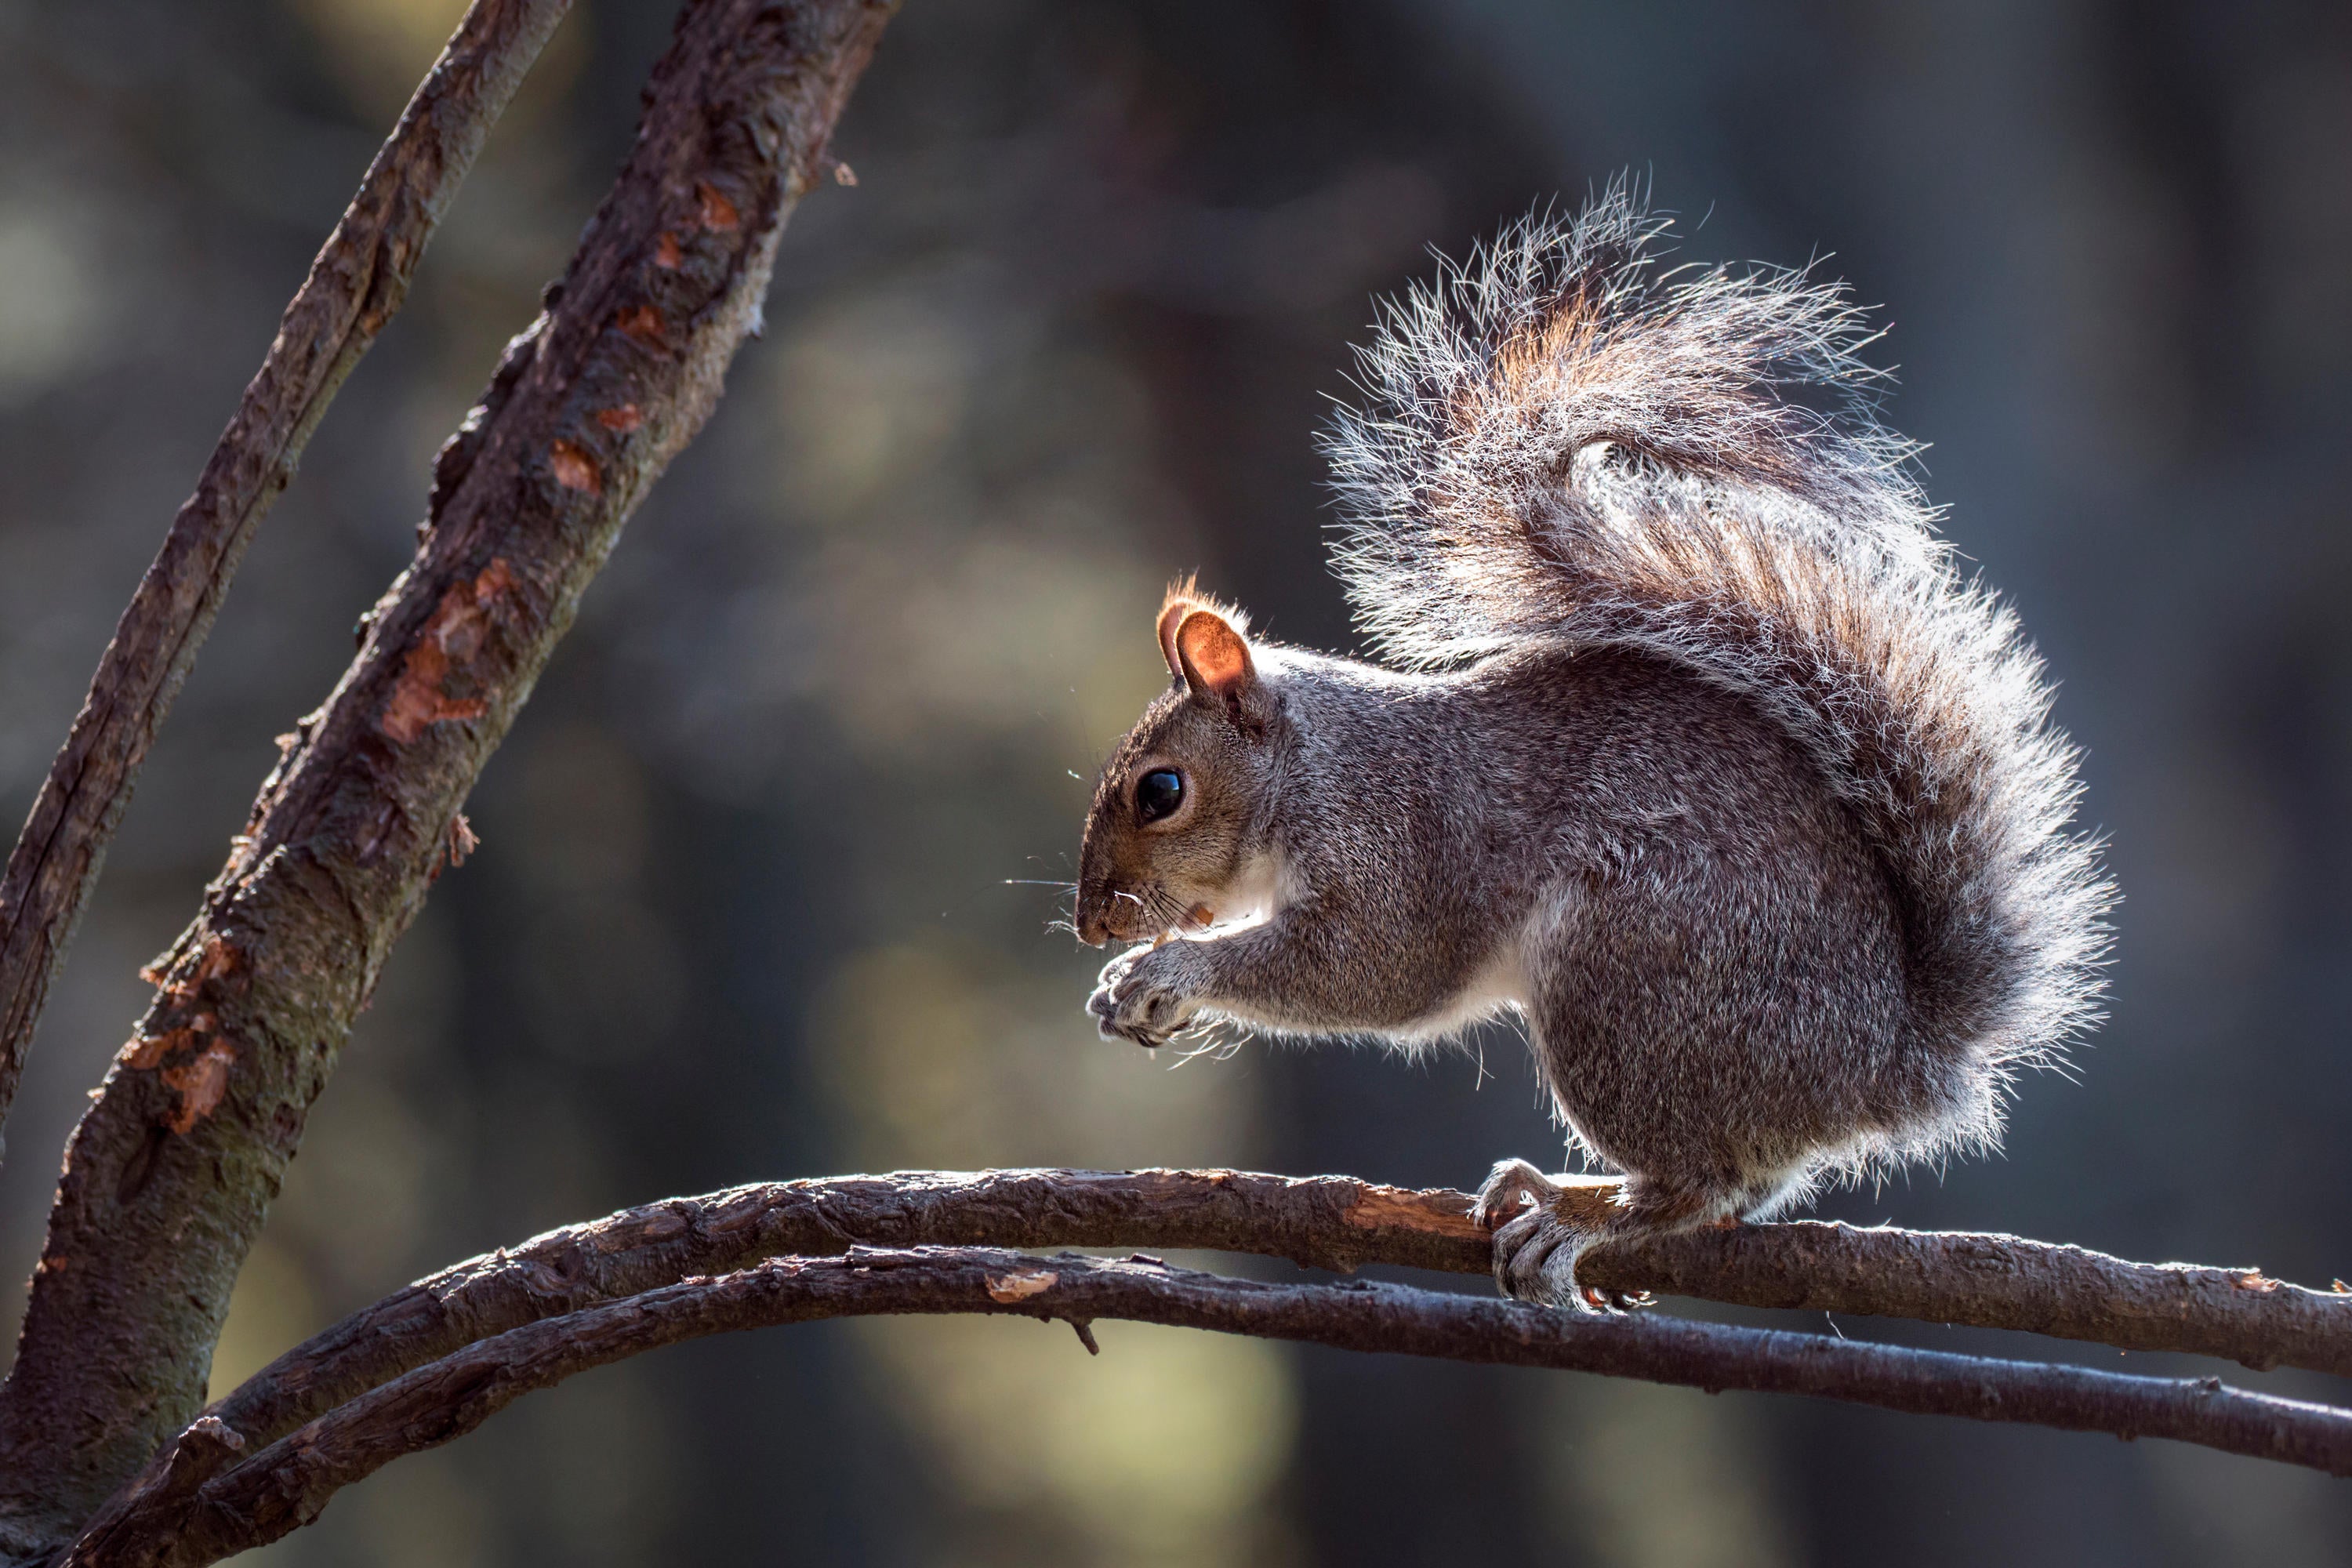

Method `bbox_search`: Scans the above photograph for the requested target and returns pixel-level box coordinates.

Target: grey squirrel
[1073,190,2111,1311]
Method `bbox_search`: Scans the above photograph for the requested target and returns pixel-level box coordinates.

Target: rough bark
[0,2,896,1553]
[152,1167,2352,1468]
[0,0,572,1155]
[66,1247,2352,1568]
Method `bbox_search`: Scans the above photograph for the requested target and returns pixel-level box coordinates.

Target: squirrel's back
[1323,188,2111,1164]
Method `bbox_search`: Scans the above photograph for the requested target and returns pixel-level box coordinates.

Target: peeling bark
[0,2,897,1552]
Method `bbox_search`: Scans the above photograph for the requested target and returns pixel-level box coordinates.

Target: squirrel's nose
[1075,890,1111,947]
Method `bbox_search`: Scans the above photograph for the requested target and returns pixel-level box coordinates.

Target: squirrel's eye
[1135,768,1185,823]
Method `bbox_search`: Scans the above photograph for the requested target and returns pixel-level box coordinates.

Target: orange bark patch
[124,1027,196,1072]
[696,181,739,231]
[380,559,518,743]
[615,304,664,347]
[152,935,241,1001]
[192,935,240,985]
[162,1039,236,1134]
[1344,1185,1486,1242]
[655,231,683,269]
[549,439,601,495]
[985,1269,1057,1303]
[595,404,643,434]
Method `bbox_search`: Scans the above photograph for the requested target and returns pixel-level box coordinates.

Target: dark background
[1,1,2348,1563]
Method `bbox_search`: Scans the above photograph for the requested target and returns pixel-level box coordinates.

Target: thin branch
[0,2,897,1553]
[168,1167,2352,1472]
[67,1248,2352,1568]
[0,0,573,1155]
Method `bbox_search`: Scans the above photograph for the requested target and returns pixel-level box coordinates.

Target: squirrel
[1072,188,2111,1311]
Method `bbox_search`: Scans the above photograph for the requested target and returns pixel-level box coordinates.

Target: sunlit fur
[1075,186,2112,1301]
[1323,187,2113,1149]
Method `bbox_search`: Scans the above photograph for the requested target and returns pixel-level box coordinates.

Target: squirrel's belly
[1391,942,1530,1046]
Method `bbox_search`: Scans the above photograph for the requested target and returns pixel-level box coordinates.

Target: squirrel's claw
[1490,1203,1600,1311]
[1470,1157,1557,1229]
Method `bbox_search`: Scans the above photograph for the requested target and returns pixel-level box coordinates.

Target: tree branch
[97,1165,2342,1502]
[0,2,896,1552]
[67,1247,2352,1568]
[0,0,572,1156]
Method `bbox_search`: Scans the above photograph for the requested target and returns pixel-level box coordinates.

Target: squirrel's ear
[1156,599,1193,684]
[1174,608,1258,716]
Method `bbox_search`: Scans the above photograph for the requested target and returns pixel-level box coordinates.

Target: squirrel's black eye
[1135,768,1185,823]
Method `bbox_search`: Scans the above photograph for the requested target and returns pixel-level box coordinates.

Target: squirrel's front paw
[1087,944,1201,1049]
[1473,1158,1648,1314]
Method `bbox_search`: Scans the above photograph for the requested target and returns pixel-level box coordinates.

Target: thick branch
[69,1247,2352,1567]
[0,0,572,1152]
[176,1167,2352,1472]
[0,2,895,1552]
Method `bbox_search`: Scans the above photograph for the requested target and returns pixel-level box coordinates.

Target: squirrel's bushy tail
[1324,187,2111,1159]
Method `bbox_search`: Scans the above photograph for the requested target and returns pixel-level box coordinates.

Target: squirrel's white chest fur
[1194,843,1537,1047]
[1391,892,1557,1047]
[1394,940,1532,1047]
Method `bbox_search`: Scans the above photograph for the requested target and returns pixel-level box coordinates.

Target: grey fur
[1075,189,2111,1309]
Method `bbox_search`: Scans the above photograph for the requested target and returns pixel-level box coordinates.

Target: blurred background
[0,0,2347,1562]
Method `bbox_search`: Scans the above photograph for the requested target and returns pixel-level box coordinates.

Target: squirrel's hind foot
[1472,1159,1649,1313]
